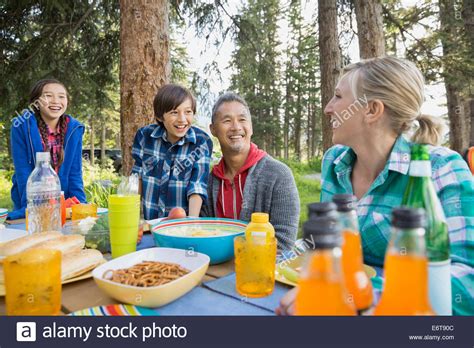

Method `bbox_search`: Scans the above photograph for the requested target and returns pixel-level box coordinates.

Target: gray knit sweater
[201,155,300,251]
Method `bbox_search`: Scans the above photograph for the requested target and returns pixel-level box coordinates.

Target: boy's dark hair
[153,84,196,124]
[211,92,251,124]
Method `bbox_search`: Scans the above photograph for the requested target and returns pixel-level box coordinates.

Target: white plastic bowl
[92,247,210,308]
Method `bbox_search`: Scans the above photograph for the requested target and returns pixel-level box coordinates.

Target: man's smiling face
[210,101,253,154]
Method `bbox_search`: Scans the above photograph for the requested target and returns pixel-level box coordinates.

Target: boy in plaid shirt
[132,84,212,220]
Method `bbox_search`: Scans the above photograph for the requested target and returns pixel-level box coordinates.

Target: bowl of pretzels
[92,247,210,308]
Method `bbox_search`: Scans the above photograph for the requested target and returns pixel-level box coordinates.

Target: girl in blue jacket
[8,79,86,220]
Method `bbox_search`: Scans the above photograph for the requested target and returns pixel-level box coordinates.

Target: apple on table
[137,207,187,243]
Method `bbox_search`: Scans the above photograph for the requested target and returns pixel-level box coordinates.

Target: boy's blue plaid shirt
[321,135,474,315]
[132,124,213,220]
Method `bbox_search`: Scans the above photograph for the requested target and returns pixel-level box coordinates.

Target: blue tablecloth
[202,273,290,312]
[7,225,383,315]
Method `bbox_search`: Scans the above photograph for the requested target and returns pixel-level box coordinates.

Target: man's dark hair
[153,84,196,124]
[211,92,251,123]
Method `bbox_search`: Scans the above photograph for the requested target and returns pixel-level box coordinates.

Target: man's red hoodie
[212,143,267,219]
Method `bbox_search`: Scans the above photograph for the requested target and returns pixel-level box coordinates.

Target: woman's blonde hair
[341,56,446,146]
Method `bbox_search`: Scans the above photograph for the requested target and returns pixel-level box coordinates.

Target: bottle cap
[307,202,337,218]
[303,215,342,249]
[392,207,426,229]
[332,194,357,212]
[411,144,430,161]
[251,212,269,223]
[36,152,50,162]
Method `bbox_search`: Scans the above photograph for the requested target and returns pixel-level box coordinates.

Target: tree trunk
[284,76,290,160]
[440,0,469,153]
[466,99,474,147]
[100,117,106,167]
[462,0,474,146]
[354,0,386,59]
[295,91,301,160]
[120,0,170,175]
[318,0,341,151]
[89,116,95,164]
[463,0,474,44]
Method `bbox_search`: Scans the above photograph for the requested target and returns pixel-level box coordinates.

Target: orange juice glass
[234,235,277,297]
[72,203,98,220]
[4,248,62,315]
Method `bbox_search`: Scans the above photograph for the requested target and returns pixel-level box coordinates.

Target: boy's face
[161,98,194,144]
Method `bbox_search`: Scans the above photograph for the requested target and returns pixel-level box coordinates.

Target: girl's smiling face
[38,83,68,123]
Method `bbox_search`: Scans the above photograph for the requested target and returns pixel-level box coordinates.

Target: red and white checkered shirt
[41,117,69,172]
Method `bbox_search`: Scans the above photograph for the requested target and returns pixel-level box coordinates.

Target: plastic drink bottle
[333,194,373,312]
[374,207,434,315]
[402,144,451,315]
[26,152,61,233]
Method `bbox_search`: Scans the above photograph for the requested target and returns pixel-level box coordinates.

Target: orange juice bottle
[374,207,434,315]
[295,213,356,316]
[245,213,275,243]
[333,194,373,312]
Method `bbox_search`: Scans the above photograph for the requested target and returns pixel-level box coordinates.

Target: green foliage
[281,159,322,237]
[85,182,116,208]
[82,157,119,187]
[82,157,120,208]
[278,156,322,175]
[283,0,321,161]
[0,171,13,210]
[294,173,321,238]
[230,0,283,156]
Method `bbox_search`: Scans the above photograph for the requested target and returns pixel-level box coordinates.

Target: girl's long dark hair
[29,79,69,169]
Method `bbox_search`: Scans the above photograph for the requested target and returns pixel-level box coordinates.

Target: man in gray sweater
[201,92,300,251]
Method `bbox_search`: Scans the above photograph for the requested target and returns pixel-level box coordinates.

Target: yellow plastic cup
[108,194,140,258]
[4,248,62,315]
[234,235,277,298]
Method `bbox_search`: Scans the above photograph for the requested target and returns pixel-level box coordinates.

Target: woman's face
[38,83,68,123]
[324,75,367,146]
[161,98,194,144]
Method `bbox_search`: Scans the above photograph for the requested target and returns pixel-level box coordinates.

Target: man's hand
[275,287,297,316]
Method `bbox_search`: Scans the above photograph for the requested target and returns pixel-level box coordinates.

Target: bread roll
[0,248,105,283]
[0,232,62,256]
[62,249,104,280]
[34,235,85,254]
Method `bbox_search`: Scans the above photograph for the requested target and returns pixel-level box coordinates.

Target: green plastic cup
[108,194,140,258]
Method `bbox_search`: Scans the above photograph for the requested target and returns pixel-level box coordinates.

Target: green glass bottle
[402,144,452,315]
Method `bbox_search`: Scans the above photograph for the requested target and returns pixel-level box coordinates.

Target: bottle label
[409,160,431,177]
[250,231,267,244]
[428,260,452,315]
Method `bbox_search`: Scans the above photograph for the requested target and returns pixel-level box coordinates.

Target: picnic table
[0,222,292,316]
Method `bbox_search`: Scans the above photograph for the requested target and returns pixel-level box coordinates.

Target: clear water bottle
[26,152,62,233]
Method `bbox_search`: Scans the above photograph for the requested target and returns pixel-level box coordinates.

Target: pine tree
[229,0,282,155]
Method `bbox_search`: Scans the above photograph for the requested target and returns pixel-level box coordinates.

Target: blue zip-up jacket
[8,111,86,220]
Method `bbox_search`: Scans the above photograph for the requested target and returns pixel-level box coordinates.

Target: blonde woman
[276,56,474,316]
